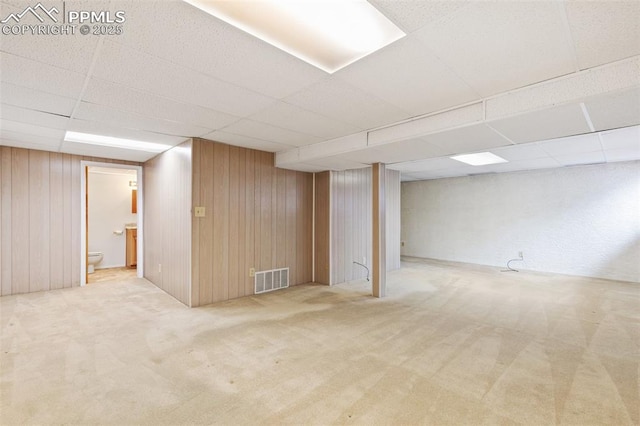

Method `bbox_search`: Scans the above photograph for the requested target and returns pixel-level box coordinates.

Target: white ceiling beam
[276,55,640,170]
[485,55,639,120]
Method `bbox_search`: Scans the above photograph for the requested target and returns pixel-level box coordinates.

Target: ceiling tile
[92,41,277,117]
[335,36,479,116]
[0,104,69,129]
[74,102,212,138]
[413,1,575,97]
[369,0,471,33]
[339,138,447,165]
[0,52,86,99]
[284,78,411,130]
[0,119,65,139]
[304,157,369,171]
[604,148,640,163]
[484,157,561,173]
[488,103,591,144]
[537,133,602,156]
[219,120,322,147]
[389,156,460,173]
[0,1,102,73]
[115,0,327,99]
[422,123,512,155]
[286,163,328,173]
[249,101,360,140]
[564,0,640,70]
[584,88,640,132]
[491,144,550,162]
[0,131,61,150]
[60,141,155,163]
[201,131,295,153]
[600,126,640,151]
[82,78,239,130]
[553,151,606,167]
[0,83,76,116]
[67,119,186,147]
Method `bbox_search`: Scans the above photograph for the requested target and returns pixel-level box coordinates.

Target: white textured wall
[88,171,137,269]
[402,161,640,283]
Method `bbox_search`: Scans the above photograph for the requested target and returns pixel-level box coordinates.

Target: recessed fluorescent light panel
[450,152,508,166]
[64,131,171,153]
[182,0,406,73]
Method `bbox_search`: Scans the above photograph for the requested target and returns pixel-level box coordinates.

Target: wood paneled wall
[190,138,313,307]
[0,146,138,296]
[386,169,401,271]
[314,171,331,285]
[143,140,192,305]
[314,167,401,286]
[330,168,373,285]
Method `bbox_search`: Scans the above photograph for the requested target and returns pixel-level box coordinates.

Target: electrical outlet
[249,268,255,277]
[194,206,206,217]
[362,256,366,265]
[158,264,162,273]
[518,251,524,259]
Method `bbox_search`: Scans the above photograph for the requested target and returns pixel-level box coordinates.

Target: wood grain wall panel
[260,151,272,271]
[314,171,331,285]
[0,147,140,297]
[276,168,287,269]
[62,154,73,288]
[191,139,201,306]
[70,157,81,287]
[251,151,263,280]
[372,163,386,298]
[244,149,255,297]
[49,153,64,290]
[143,139,192,306]
[228,146,240,300]
[236,148,246,298]
[1,147,11,296]
[303,172,313,281]
[12,148,30,294]
[213,143,230,303]
[324,167,400,286]
[199,140,215,306]
[285,171,296,284]
[190,138,313,307]
[329,168,372,285]
[29,150,51,293]
[143,156,159,288]
[385,169,401,271]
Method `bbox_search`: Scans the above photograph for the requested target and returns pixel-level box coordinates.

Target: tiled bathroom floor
[89,267,137,283]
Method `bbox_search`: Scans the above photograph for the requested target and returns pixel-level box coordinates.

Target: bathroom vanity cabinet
[126,228,137,268]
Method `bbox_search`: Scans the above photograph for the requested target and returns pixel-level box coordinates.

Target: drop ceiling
[0,0,639,179]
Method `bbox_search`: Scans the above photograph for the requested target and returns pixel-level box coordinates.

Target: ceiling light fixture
[450,152,508,166]
[64,131,171,153]
[182,0,406,74]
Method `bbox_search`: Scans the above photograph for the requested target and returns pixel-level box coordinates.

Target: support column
[372,163,386,298]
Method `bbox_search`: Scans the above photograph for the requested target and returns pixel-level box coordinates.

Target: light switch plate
[194,206,205,217]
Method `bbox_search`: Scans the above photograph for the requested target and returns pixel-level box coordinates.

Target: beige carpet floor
[1,257,638,425]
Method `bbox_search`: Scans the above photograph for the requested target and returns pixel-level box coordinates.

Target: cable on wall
[353,261,370,281]
[501,254,524,273]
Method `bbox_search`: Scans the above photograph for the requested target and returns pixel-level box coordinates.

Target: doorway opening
[81,161,144,285]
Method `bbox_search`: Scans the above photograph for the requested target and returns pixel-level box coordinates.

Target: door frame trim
[81,161,144,285]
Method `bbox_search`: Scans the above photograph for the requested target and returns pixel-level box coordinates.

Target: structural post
[372,163,386,298]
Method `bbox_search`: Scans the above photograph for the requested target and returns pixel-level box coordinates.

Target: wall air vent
[255,268,289,294]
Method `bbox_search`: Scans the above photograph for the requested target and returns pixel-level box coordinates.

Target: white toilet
[88,252,104,274]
